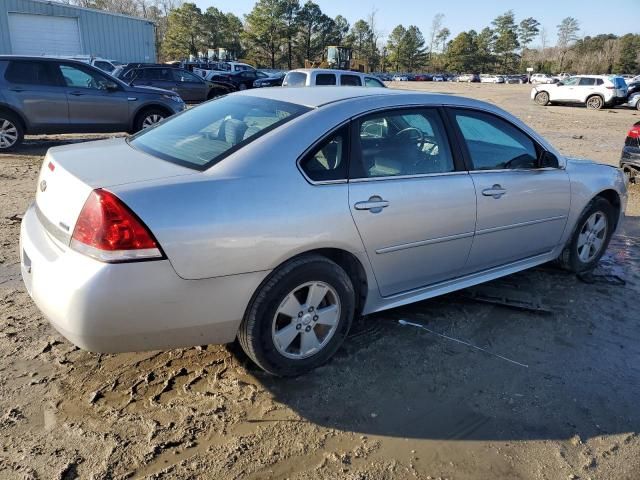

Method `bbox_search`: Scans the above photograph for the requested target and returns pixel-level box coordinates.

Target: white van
[282,69,385,88]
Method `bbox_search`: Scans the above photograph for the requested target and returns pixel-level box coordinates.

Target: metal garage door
[8,13,82,56]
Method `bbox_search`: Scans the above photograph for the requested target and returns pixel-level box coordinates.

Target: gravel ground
[0,83,639,480]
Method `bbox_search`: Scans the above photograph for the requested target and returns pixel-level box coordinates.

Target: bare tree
[428,13,444,67]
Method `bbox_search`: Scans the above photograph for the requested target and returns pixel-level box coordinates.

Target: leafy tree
[445,31,478,72]
[203,7,226,56]
[557,16,580,71]
[615,34,640,73]
[296,1,323,64]
[518,17,540,64]
[333,15,350,45]
[224,13,244,59]
[435,27,451,54]
[244,0,288,68]
[387,25,407,72]
[281,0,300,69]
[492,10,519,72]
[162,3,204,60]
[404,26,428,72]
[476,27,495,72]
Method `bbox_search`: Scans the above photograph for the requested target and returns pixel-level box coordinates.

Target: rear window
[340,74,362,86]
[283,72,307,86]
[316,73,336,86]
[5,61,57,86]
[129,96,310,170]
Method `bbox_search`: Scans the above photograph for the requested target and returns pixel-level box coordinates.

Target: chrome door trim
[475,215,567,236]
[349,171,469,183]
[376,231,475,254]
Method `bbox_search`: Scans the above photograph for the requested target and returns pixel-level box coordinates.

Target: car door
[173,69,208,102]
[57,62,129,131]
[340,74,363,87]
[348,108,477,297]
[131,68,177,94]
[3,60,69,131]
[447,108,570,272]
[552,76,580,102]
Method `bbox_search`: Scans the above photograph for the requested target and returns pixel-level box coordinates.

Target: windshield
[130,96,310,170]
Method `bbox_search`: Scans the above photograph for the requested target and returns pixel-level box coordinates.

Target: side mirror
[540,151,559,168]
[557,82,564,86]
[105,81,119,91]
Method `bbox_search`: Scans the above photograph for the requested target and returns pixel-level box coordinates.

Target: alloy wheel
[271,281,341,360]
[0,119,18,149]
[577,211,608,263]
[586,96,603,110]
[142,114,164,128]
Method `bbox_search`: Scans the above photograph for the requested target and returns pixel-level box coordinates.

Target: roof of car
[288,69,374,76]
[0,55,88,65]
[236,86,428,108]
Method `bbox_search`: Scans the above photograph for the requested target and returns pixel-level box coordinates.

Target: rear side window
[340,75,362,86]
[283,72,307,86]
[130,96,310,170]
[452,109,539,170]
[596,79,604,86]
[316,73,336,86]
[579,78,596,86]
[5,61,57,86]
[299,127,348,182]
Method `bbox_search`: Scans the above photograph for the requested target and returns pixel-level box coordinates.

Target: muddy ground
[1,83,639,480]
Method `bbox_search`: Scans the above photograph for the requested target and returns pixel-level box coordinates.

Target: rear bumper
[20,204,269,353]
[621,146,640,168]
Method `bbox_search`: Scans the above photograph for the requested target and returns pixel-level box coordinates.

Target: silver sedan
[20,87,627,376]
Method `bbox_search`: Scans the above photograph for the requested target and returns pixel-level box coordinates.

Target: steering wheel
[394,127,425,150]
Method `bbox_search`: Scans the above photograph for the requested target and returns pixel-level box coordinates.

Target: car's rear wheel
[238,255,355,377]
[559,197,615,273]
[586,95,604,110]
[134,108,168,132]
[0,112,24,151]
[534,91,550,106]
[238,83,247,91]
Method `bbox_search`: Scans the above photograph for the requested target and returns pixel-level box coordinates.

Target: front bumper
[20,204,269,353]
[621,145,640,168]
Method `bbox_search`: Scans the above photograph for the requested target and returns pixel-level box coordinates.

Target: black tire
[586,95,604,110]
[133,108,168,132]
[238,255,356,377]
[559,197,616,273]
[207,89,221,100]
[534,91,550,106]
[238,83,248,91]
[0,111,24,151]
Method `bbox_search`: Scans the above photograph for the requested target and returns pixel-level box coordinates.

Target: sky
[198,0,639,46]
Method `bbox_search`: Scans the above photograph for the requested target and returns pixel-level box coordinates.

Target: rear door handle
[482,185,507,199]
[9,87,25,92]
[354,196,389,213]
[69,91,85,96]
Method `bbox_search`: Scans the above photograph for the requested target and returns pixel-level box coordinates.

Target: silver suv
[0,56,186,151]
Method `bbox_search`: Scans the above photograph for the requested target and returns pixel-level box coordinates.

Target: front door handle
[354,196,389,213]
[482,184,507,199]
[68,91,85,96]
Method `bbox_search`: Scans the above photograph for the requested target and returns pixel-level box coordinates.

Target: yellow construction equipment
[305,46,371,72]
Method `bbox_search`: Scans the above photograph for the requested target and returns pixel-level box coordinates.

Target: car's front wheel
[134,108,168,132]
[534,91,550,106]
[0,111,24,151]
[238,255,356,376]
[559,197,615,273]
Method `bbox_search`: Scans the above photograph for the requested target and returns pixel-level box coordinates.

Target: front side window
[562,77,580,86]
[353,109,454,178]
[340,74,362,86]
[144,68,173,81]
[299,127,348,182]
[316,73,337,86]
[130,96,310,170]
[5,61,57,86]
[365,77,385,88]
[452,109,539,170]
[59,64,111,90]
[283,72,307,86]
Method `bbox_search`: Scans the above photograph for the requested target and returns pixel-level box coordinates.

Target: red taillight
[71,189,163,262]
[628,125,640,139]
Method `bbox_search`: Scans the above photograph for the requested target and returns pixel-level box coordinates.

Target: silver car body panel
[21,87,628,352]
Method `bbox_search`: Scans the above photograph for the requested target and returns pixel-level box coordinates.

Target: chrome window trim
[349,171,469,183]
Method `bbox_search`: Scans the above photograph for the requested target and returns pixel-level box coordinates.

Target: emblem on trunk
[39,180,47,192]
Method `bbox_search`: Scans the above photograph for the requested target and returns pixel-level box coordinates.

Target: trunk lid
[35,137,195,242]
